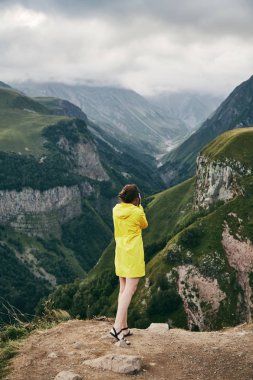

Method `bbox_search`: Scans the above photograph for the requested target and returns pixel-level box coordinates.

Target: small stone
[147,323,169,333]
[83,354,142,374]
[54,370,82,380]
[115,340,129,348]
[73,342,84,349]
[48,352,58,358]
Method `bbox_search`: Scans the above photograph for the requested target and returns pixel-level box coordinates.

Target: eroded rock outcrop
[222,221,253,323]
[194,155,251,209]
[13,245,57,286]
[177,265,226,330]
[57,136,109,181]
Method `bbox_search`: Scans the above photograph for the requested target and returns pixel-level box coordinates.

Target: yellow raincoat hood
[113,203,136,219]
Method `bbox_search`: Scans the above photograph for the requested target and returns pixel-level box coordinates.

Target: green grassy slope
[45,128,253,330]
[0,88,68,156]
[201,127,253,165]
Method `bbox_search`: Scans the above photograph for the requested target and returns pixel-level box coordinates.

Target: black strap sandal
[121,326,133,337]
[109,326,131,345]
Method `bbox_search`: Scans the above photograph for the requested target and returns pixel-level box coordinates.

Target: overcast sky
[1,0,253,96]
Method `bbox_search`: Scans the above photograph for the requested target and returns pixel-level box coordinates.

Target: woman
[109,184,148,345]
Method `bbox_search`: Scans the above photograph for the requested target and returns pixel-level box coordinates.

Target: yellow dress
[112,202,148,278]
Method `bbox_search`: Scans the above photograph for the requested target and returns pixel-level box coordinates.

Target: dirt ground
[6,319,253,380]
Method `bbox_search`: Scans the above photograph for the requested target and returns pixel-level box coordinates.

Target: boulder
[83,354,142,374]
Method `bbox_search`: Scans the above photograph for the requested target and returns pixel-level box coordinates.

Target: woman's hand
[133,196,141,206]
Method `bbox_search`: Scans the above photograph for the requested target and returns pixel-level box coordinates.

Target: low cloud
[1,1,253,95]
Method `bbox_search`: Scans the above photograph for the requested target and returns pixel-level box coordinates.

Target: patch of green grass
[0,342,18,379]
[0,87,71,157]
[0,109,68,157]
[202,127,253,166]
[0,326,28,342]
[143,177,195,247]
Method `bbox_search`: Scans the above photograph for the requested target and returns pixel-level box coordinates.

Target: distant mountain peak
[0,81,12,89]
[148,91,223,131]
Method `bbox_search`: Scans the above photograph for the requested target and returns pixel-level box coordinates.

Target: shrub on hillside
[145,239,167,261]
[146,288,182,317]
[155,273,169,290]
[179,226,202,248]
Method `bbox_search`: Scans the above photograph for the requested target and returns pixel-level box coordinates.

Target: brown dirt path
[6,319,253,380]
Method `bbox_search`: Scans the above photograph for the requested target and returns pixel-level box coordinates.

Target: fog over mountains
[12,81,223,158]
[149,92,222,131]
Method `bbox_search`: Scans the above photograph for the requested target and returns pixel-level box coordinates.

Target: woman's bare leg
[118,277,127,329]
[113,277,140,333]
[118,277,126,303]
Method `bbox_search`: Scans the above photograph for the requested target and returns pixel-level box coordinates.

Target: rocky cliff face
[56,135,109,181]
[0,185,83,238]
[194,155,252,209]
[222,217,253,323]
[177,264,226,330]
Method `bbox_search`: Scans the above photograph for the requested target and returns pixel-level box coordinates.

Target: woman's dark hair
[118,184,140,203]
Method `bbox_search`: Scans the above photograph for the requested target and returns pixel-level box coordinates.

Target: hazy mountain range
[11,81,188,155]
[148,91,222,131]
[11,81,224,157]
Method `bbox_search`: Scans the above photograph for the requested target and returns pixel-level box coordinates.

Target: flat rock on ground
[6,319,253,380]
[83,354,142,374]
[54,371,82,380]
